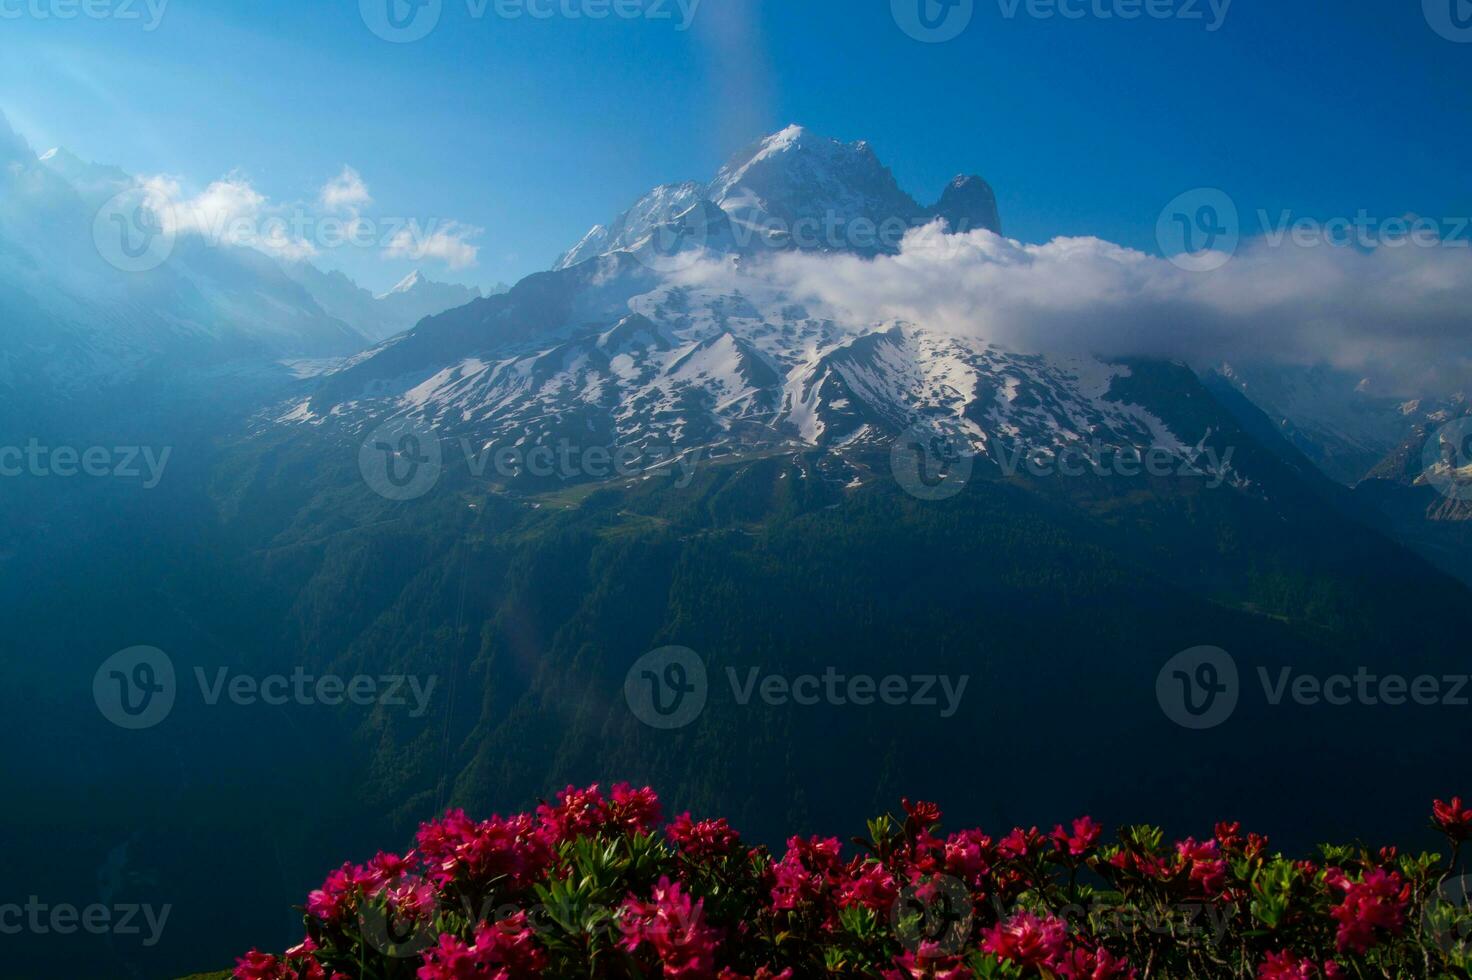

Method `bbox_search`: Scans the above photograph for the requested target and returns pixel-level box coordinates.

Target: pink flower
[609,783,663,833]
[234,950,287,980]
[1257,950,1341,980]
[981,911,1066,971]
[668,812,742,860]
[620,876,720,979]
[1434,797,1472,842]
[364,850,417,890]
[283,937,318,958]
[1328,868,1409,954]
[1258,951,1316,980]
[883,944,974,979]
[903,799,943,827]
[769,836,843,911]
[305,861,374,925]
[416,810,551,892]
[1175,838,1227,897]
[416,913,546,979]
[942,829,993,886]
[996,827,1043,860]
[417,934,491,980]
[837,862,898,911]
[1051,816,1102,858]
[535,784,611,842]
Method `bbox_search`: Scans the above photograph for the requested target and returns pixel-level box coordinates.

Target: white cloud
[385,220,481,269]
[125,165,482,270]
[319,166,371,212]
[140,172,318,259]
[674,223,1472,398]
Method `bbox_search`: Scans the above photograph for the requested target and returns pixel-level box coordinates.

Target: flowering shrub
[235,789,1472,979]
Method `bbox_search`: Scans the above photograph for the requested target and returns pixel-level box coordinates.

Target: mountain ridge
[555,125,1001,270]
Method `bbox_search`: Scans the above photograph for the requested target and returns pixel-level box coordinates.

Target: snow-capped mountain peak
[37,146,130,186]
[554,126,1002,271]
[706,124,881,199]
[379,269,431,298]
[555,182,706,269]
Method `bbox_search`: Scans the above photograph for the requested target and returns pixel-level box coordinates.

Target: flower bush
[235,789,1472,979]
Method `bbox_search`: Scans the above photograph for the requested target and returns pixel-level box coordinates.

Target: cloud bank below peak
[674,224,1472,398]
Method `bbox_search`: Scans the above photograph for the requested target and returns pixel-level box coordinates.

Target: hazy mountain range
[0,112,485,419]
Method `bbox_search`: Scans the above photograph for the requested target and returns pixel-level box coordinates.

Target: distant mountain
[0,117,369,405]
[282,264,487,343]
[298,129,1464,516]
[300,130,1238,502]
[1208,362,1462,485]
[1345,403,1472,585]
[36,146,133,203]
[0,114,493,434]
[555,125,1001,269]
[293,248,1271,505]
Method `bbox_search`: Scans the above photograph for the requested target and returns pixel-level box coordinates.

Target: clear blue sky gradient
[2,0,1469,292]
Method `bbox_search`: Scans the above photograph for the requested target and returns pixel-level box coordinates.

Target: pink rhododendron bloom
[416,810,552,891]
[1257,951,1316,980]
[417,934,494,980]
[1175,838,1227,897]
[234,950,286,980]
[305,861,374,925]
[1256,950,1342,979]
[883,943,974,979]
[536,784,614,842]
[981,911,1067,971]
[364,850,417,890]
[609,783,663,833]
[621,876,720,979]
[417,914,546,980]
[1051,816,1102,857]
[668,812,742,860]
[283,937,318,958]
[996,826,1043,860]
[903,799,943,827]
[941,829,993,886]
[1328,868,1409,954]
[235,789,1468,980]
[838,862,898,911]
[1434,797,1472,842]
[769,836,843,910]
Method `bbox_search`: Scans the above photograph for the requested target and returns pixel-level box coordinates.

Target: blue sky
[2,0,1468,293]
